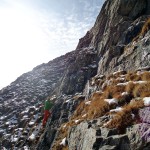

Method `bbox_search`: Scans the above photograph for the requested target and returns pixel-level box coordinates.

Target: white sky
[0,0,104,89]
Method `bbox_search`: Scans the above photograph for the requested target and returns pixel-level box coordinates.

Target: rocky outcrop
[36,94,84,150]
[67,119,150,150]
[0,46,98,149]
[93,0,149,73]
[76,31,93,49]
[77,0,150,75]
[0,0,150,149]
[97,16,150,75]
[56,47,98,95]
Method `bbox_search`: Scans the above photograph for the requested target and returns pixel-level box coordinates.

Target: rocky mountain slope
[0,46,98,149]
[0,0,150,149]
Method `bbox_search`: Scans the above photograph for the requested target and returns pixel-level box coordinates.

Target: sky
[0,0,105,89]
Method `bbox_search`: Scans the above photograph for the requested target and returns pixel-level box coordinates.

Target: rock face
[68,120,133,150]
[77,0,150,75]
[67,119,150,150]
[0,47,98,149]
[0,0,150,149]
[57,47,98,95]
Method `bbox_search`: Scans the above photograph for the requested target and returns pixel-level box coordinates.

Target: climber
[42,98,53,127]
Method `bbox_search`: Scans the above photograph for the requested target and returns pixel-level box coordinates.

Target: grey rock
[68,121,96,150]
[99,145,117,150]
[67,121,131,150]
[100,127,118,138]
[126,124,143,150]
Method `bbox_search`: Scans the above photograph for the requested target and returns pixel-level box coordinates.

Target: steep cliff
[0,0,150,150]
[77,0,150,75]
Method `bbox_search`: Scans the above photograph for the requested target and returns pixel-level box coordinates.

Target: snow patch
[89,64,97,69]
[116,77,125,81]
[65,99,71,103]
[0,116,7,120]
[82,114,87,118]
[85,101,91,105]
[29,123,41,141]
[134,81,147,84]
[121,92,128,96]
[104,98,118,105]
[29,133,35,140]
[28,114,39,126]
[11,135,19,142]
[29,121,35,126]
[75,120,80,123]
[23,115,28,119]
[117,82,129,86]
[110,107,123,112]
[63,124,66,128]
[136,71,143,75]
[51,95,56,100]
[131,113,135,119]
[24,146,30,150]
[60,137,66,146]
[143,97,150,106]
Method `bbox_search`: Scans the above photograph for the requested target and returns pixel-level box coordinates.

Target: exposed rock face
[57,47,98,94]
[68,120,132,150]
[77,0,150,75]
[67,120,150,150]
[0,47,98,149]
[0,0,150,149]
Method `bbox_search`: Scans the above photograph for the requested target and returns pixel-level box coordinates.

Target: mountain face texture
[77,0,150,75]
[0,0,150,150]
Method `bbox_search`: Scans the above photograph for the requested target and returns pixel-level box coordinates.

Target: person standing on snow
[42,98,53,127]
